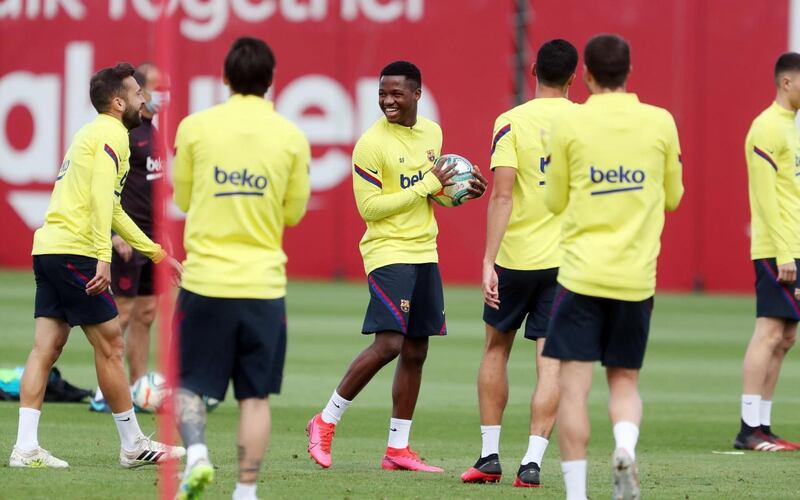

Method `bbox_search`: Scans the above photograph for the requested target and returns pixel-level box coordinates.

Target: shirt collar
[97,113,127,133]
[586,92,640,105]
[770,101,797,119]
[228,93,275,112]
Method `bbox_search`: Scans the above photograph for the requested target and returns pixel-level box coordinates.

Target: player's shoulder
[749,105,783,134]
[83,115,129,153]
[415,115,442,137]
[271,110,309,147]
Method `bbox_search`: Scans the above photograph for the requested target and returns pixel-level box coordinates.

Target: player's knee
[373,334,403,361]
[484,329,514,355]
[136,303,158,325]
[401,341,428,366]
[781,331,796,351]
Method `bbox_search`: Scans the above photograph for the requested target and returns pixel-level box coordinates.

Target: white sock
[612,421,639,461]
[232,482,257,500]
[387,418,412,449]
[321,391,351,424]
[94,386,105,401]
[112,408,145,451]
[521,435,549,466]
[741,394,761,427]
[760,400,772,427]
[562,459,588,500]
[186,443,209,469]
[15,407,41,451]
[480,425,501,457]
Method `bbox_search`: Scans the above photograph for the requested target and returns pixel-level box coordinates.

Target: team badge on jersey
[427,149,436,162]
[400,299,410,313]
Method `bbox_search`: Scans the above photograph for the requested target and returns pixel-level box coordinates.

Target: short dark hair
[380,61,422,89]
[224,37,276,96]
[535,39,579,87]
[774,52,800,85]
[584,34,630,89]
[89,63,136,113]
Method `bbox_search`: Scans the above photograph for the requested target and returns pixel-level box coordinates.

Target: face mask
[145,90,170,114]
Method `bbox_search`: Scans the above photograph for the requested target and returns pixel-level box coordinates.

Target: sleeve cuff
[777,254,794,266]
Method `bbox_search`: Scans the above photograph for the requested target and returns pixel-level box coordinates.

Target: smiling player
[306,60,487,472]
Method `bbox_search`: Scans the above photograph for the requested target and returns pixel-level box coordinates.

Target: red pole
[153,2,178,498]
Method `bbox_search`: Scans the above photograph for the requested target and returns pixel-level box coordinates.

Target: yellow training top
[33,114,164,263]
[173,95,311,299]
[546,93,684,301]
[490,97,574,270]
[352,116,443,275]
[746,101,800,265]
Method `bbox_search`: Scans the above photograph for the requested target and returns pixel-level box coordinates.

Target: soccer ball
[131,372,168,412]
[430,154,475,207]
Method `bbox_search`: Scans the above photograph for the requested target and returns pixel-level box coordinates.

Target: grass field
[1,269,799,499]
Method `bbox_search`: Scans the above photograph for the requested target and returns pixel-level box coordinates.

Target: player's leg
[512,338,560,487]
[557,360,593,500]
[225,296,286,499]
[738,258,800,450]
[758,320,799,448]
[92,252,140,411]
[235,398,270,500]
[462,265,530,483]
[381,263,444,473]
[10,316,71,469]
[83,318,184,467]
[460,325,515,482]
[308,264,412,468]
[603,296,652,500]
[739,317,789,450]
[175,289,238,497]
[541,286,602,500]
[126,295,157,383]
[515,268,560,488]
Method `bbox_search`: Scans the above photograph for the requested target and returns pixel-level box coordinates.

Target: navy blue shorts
[542,285,654,369]
[483,265,558,340]
[175,289,287,401]
[362,263,446,337]
[33,254,118,327]
[111,249,153,297]
[754,258,800,321]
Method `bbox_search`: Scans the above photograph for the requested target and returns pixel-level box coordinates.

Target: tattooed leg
[237,397,271,484]
[177,388,207,446]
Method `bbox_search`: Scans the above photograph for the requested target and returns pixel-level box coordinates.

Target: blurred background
[0,0,794,292]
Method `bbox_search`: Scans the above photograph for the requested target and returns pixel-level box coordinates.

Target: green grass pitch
[1,269,799,499]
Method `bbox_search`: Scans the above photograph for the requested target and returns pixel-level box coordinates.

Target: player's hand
[112,235,133,262]
[86,261,111,296]
[482,260,500,310]
[777,261,797,285]
[795,288,800,301]
[466,165,488,199]
[165,256,183,287]
[430,157,457,186]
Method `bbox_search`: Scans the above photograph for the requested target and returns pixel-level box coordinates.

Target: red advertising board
[0,0,792,292]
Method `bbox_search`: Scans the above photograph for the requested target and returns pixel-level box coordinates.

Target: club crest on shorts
[427,149,436,162]
[400,299,410,313]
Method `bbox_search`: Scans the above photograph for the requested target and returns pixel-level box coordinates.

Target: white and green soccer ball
[430,154,475,207]
[131,372,168,412]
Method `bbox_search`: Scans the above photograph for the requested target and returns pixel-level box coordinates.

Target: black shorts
[754,258,800,321]
[542,285,654,369]
[175,289,287,401]
[111,248,153,297]
[33,254,118,327]
[483,265,558,340]
[362,263,447,337]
